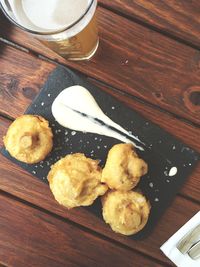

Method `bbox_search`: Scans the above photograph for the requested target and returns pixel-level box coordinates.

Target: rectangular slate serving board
[1,66,199,239]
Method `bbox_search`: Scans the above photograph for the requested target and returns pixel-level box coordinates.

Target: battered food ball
[101,143,148,191]
[48,153,108,209]
[3,115,53,164]
[102,191,151,235]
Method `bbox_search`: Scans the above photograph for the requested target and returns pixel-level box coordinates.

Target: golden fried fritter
[102,190,151,235]
[101,143,148,191]
[48,153,108,209]
[3,115,53,164]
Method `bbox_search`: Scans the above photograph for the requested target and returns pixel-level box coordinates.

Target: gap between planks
[0,36,199,129]
[0,189,172,267]
[89,78,200,129]
[98,2,200,52]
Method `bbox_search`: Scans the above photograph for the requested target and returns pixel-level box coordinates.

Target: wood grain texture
[0,193,164,267]
[0,9,200,124]
[0,115,199,266]
[100,0,200,48]
[0,151,197,267]
[0,45,199,201]
[0,45,55,117]
[0,4,199,267]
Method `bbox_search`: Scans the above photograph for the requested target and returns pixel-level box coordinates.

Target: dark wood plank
[99,0,200,49]
[0,46,199,201]
[0,9,200,124]
[0,116,198,266]
[0,44,55,117]
[0,6,199,267]
[0,193,164,267]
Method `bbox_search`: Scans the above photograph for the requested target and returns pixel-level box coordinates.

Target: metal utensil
[188,241,200,260]
[176,224,200,254]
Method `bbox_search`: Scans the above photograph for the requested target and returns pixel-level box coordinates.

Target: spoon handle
[188,241,200,260]
[176,224,200,254]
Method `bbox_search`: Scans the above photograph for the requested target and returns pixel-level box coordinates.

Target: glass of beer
[0,0,99,60]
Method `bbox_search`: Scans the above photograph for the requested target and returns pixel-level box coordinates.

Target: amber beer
[40,13,98,60]
[0,0,99,60]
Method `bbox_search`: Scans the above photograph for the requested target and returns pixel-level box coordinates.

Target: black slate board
[1,66,199,239]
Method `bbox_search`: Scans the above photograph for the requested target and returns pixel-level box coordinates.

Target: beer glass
[0,0,99,60]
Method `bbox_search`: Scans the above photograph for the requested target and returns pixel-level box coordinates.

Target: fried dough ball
[101,143,148,191]
[102,191,151,235]
[48,153,108,209]
[3,115,53,164]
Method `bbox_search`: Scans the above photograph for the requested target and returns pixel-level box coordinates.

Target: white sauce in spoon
[52,86,145,150]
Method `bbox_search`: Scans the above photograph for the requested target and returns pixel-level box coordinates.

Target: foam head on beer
[9,0,91,32]
[6,0,98,60]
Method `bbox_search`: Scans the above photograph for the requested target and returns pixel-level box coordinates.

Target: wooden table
[0,1,200,266]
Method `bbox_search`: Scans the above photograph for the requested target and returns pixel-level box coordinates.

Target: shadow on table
[0,9,13,55]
